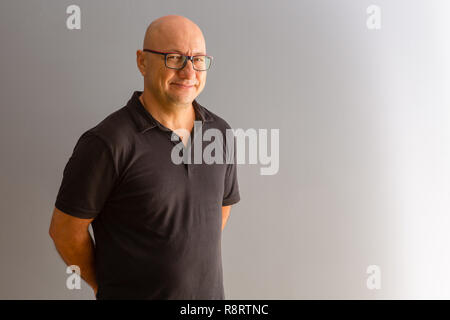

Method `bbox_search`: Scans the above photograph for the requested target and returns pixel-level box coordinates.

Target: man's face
[142,23,207,107]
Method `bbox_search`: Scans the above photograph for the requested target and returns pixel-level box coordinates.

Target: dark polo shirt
[54,91,240,299]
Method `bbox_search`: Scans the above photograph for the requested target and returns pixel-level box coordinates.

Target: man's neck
[139,91,195,132]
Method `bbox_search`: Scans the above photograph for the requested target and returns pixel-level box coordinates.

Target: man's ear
[136,50,147,76]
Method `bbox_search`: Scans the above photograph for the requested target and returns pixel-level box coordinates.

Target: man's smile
[171,82,195,89]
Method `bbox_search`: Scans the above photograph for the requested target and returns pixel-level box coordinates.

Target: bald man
[49,15,240,299]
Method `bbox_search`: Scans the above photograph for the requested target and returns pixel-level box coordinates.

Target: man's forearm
[51,233,98,294]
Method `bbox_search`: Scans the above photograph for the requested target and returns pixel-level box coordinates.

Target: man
[49,15,240,299]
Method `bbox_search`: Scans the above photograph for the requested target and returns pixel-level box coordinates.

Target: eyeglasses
[143,49,213,71]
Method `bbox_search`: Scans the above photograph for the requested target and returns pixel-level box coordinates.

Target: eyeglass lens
[166,54,211,71]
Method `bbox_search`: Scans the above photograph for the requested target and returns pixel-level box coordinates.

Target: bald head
[137,15,209,109]
[143,15,206,54]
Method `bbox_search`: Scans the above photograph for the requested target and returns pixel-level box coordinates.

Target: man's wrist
[91,284,98,296]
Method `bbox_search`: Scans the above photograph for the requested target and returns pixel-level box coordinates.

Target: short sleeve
[222,136,240,206]
[55,131,118,219]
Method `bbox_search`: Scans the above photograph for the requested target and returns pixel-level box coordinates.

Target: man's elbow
[49,225,64,245]
[49,214,63,242]
[49,220,57,241]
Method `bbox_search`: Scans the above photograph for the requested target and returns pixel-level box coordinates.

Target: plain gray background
[1,0,450,299]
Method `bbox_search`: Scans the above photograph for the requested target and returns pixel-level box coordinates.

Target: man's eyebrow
[168,49,206,55]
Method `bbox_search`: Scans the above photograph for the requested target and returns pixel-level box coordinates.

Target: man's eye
[168,55,182,60]
[194,57,205,62]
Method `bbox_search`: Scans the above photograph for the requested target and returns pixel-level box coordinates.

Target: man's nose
[178,58,196,78]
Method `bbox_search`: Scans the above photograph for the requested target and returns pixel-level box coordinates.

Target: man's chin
[167,94,195,106]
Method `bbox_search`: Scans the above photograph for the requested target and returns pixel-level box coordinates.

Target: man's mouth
[171,83,195,89]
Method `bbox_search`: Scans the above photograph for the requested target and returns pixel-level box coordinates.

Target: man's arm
[49,207,98,296]
[221,205,232,231]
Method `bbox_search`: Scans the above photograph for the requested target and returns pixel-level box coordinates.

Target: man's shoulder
[81,105,136,151]
[198,102,234,132]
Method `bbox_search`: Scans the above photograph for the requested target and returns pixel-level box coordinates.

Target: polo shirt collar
[126,91,213,134]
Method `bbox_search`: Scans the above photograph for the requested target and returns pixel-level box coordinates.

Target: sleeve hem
[55,200,99,219]
[222,194,240,206]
